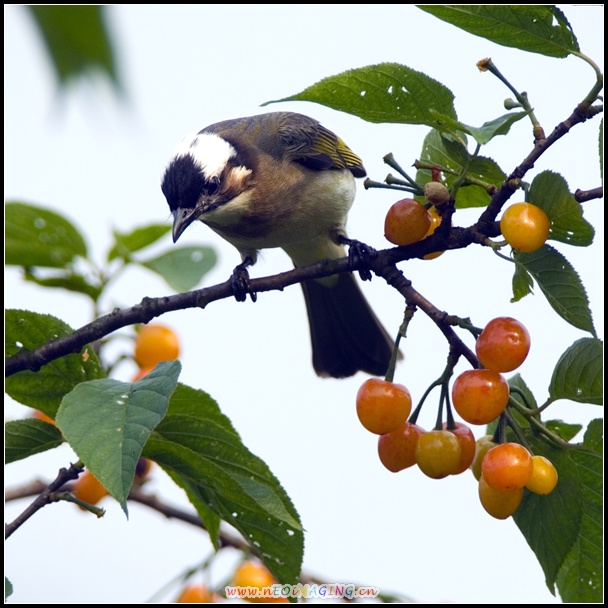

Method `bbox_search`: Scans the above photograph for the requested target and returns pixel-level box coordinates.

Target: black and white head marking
[175,132,238,179]
[161,132,252,214]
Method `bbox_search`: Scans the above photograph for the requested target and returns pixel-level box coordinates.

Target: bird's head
[161,131,254,242]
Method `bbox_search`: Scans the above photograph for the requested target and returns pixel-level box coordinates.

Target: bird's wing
[276,113,366,178]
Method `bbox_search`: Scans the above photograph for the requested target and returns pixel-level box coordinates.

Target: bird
[161,111,394,378]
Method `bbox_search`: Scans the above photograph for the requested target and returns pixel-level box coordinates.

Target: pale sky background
[4,5,604,604]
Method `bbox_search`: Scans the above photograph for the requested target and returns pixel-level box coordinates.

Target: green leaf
[544,420,583,443]
[508,373,537,404]
[108,224,171,262]
[438,133,470,165]
[56,361,181,515]
[513,440,602,601]
[5,202,88,268]
[417,5,579,58]
[511,259,535,302]
[5,418,64,464]
[507,381,602,602]
[23,269,102,301]
[467,156,508,193]
[151,383,240,548]
[513,440,581,596]
[144,384,304,586]
[25,6,119,89]
[5,577,13,601]
[451,185,492,209]
[416,130,506,208]
[513,245,596,335]
[139,246,218,292]
[461,111,530,145]
[555,448,603,602]
[264,63,457,127]
[5,310,105,418]
[529,171,595,246]
[504,374,537,432]
[508,373,538,409]
[549,338,603,405]
[164,469,222,549]
[583,419,603,454]
[428,110,529,146]
[599,120,603,186]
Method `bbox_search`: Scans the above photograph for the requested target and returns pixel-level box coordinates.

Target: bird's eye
[207,176,220,194]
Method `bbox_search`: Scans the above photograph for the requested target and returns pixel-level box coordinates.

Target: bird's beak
[172,207,199,243]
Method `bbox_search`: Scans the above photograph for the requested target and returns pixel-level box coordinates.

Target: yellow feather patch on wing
[311,127,365,176]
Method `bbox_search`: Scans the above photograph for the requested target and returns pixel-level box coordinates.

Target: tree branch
[479,101,602,225]
[6,480,399,598]
[127,488,250,551]
[5,462,83,539]
[5,226,486,378]
[5,100,602,379]
[575,186,603,202]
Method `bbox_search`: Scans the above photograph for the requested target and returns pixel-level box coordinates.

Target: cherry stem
[508,393,572,450]
[452,316,483,340]
[569,49,604,106]
[523,399,554,416]
[526,415,572,450]
[491,248,516,264]
[509,387,554,417]
[409,380,439,425]
[502,408,533,453]
[508,386,536,413]
[493,413,508,444]
[384,304,416,383]
[479,58,545,140]
[451,143,479,199]
[414,160,495,192]
[383,153,421,192]
[385,174,413,188]
[433,390,445,431]
[363,178,414,193]
[410,350,458,428]
[443,387,456,430]
[53,491,106,517]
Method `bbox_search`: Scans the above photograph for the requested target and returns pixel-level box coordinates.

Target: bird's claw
[231,263,257,302]
[340,237,376,282]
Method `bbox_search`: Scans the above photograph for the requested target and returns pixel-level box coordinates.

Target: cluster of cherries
[359,186,556,519]
[383,180,551,256]
[356,316,558,520]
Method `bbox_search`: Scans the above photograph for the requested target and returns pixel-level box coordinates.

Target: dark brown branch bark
[5,98,603,379]
[4,476,248,547]
[374,264,478,368]
[478,101,602,226]
[5,462,83,539]
[127,488,249,551]
[4,225,486,378]
[5,481,387,597]
[575,186,603,202]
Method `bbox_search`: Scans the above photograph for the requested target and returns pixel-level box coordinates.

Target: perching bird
[161,111,394,378]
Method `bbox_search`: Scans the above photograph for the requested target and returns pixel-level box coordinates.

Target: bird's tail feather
[301,273,395,378]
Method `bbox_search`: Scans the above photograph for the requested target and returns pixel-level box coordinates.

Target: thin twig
[5,462,84,539]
